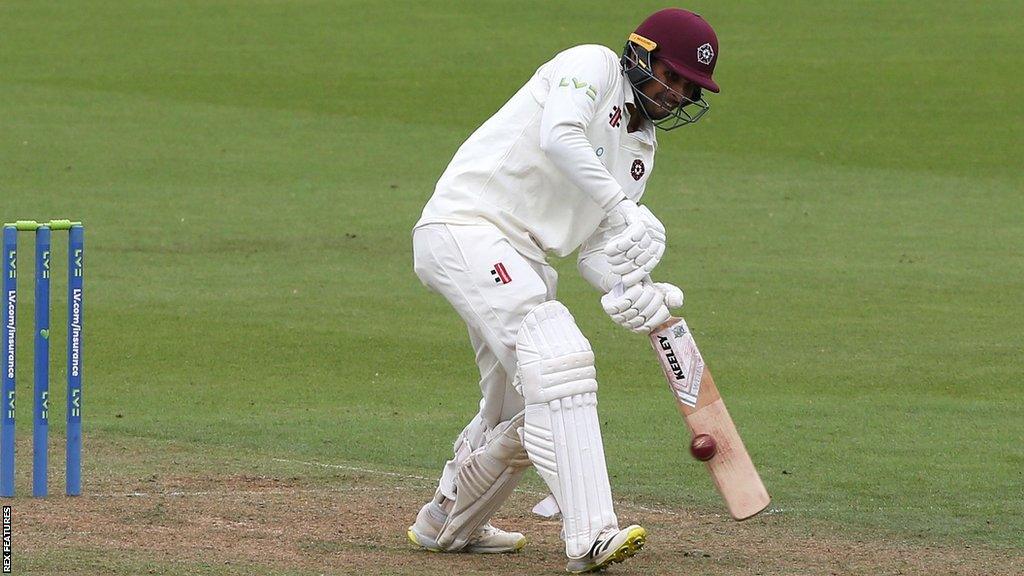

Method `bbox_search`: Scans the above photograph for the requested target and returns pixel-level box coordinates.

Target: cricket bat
[649,316,770,520]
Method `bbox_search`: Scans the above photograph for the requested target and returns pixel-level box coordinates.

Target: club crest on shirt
[490,262,512,284]
[631,159,645,181]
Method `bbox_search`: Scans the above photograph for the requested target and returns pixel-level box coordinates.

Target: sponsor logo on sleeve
[558,77,598,101]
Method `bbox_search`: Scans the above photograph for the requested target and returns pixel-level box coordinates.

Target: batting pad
[437,412,531,550]
[516,301,618,558]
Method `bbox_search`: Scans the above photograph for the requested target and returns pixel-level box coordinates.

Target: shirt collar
[621,79,657,146]
[622,77,636,108]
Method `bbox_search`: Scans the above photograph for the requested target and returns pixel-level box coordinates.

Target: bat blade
[650,317,770,520]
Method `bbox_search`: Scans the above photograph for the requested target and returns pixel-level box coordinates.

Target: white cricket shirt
[416,44,657,263]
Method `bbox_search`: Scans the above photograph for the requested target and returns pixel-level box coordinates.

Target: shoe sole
[407,528,526,554]
[603,526,646,567]
[568,526,647,573]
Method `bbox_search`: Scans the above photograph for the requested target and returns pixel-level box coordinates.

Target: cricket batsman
[408,8,720,573]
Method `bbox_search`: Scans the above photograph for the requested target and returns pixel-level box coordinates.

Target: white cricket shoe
[565,524,646,573]
[407,500,526,554]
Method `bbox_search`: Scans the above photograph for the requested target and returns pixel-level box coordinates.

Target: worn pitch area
[11,435,1021,576]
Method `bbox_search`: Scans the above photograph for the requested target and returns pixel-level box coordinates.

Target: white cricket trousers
[412,223,557,499]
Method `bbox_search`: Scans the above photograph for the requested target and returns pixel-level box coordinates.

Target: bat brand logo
[655,322,703,408]
[658,336,686,381]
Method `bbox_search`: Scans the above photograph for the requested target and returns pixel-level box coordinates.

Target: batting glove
[601,280,683,334]
[602,200,666,288]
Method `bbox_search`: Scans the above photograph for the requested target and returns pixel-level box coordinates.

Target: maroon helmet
[634,8,719,92]
[622,8,720,129]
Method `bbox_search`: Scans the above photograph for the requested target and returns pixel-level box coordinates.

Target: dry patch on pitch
[12,440,1023,575]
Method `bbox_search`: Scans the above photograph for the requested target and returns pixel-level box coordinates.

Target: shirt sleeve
[538,46,627,212]
[576,213,626,292]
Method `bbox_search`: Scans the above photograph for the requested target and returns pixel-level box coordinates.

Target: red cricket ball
[690,433,717,461]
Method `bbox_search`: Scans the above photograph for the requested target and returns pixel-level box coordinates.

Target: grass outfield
[2,0,1022,572]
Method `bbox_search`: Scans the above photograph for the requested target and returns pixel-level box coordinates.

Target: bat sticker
[656,319,704,407]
